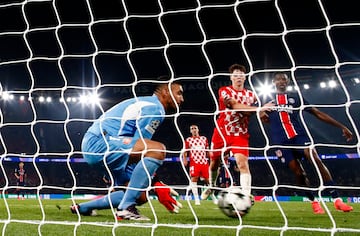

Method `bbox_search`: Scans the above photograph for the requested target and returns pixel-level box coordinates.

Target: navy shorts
[271,134,311,164]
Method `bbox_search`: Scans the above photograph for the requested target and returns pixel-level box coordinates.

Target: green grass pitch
[0,199,358,236]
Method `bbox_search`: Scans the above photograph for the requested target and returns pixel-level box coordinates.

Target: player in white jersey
[183,125,212,205]
[71,81,184,220]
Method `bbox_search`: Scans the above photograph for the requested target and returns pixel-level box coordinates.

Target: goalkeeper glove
[154,181,183,213]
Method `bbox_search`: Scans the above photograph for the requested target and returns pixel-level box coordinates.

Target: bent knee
[146,142,166,160]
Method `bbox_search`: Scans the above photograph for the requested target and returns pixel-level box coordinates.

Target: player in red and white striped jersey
[202,64,272,200]
[183,125,212,205]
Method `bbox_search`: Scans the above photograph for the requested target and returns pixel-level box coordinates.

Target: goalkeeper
[262,72,353,214]
[71,81,184,220]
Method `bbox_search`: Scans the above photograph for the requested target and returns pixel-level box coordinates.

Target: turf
[0,199,358,236]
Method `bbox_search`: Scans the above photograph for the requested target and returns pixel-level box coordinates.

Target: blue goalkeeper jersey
[86,95,165,143]
[265,92,312,144]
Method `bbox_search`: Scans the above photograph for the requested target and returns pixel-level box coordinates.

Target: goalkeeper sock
[240,173,252,195]
[191,182,199,201]
[79,190,125,213]
[118,157,163,210]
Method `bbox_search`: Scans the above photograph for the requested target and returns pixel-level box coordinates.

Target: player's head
[272,72,290,93]
[154,78,184,111]
[229,64,246,88]
[189,124,199,136]
[19,162,24,168]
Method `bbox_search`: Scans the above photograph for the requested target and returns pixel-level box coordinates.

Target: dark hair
[154,78,181,93]
[272,72,289,80]
[229,64,246,74]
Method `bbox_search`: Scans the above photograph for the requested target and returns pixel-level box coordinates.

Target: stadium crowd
[1,157,359,197]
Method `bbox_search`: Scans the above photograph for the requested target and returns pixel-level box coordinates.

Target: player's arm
[259,99,275,123]
[14,170,19,179]
[182,138,190,166]
[207,150,214,160]
[224,97,274,114]
[133,105,164,140]
[182,151,188,167]
[205,139,213,159]
[308,107,353,141]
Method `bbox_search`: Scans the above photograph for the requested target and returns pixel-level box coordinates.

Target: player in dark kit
[263,72,353,214]
[14,162,26,199]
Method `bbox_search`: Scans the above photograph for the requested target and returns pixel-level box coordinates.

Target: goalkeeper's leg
[117,139,165,220]
[117,157,163,210]
[71,191,125,216]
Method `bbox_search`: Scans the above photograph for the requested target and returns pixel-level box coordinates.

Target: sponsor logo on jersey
[288,98,295,104]
[272,104,294,113]
[145,119,161,134]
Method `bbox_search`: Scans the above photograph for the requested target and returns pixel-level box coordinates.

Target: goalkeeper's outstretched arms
[152,175,183,213]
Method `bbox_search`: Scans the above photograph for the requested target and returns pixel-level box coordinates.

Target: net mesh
[0,0,359,235]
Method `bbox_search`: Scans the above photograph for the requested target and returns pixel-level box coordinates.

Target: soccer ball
[217,189,253,218]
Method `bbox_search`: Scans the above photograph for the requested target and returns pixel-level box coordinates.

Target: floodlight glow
[89,93,100,104]
[328,80,337,88]
[320,82,326,88]
[66,97,72,102]
[20,95,25,101]
[71,97,77,102]
[79,92,100,105]
[303,84,310,89]
[256,80,274,99]
[39,96,45,102]
[2,92,13,100]
[46,97,52,103]
[59,97,64,103]
[354,78,360,84]
[287,86,293,91]
[79,95,88,104]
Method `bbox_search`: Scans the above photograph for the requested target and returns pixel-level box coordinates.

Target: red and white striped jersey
[185,136,209,165]
[216,86,256,136]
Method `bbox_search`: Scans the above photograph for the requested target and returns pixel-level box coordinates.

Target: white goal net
[0,0,359,235]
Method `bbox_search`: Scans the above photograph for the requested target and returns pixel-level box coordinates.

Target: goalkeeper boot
[201,188,213,200]
[70,204,97,216]
[334,198,353,212]
[311,201,325,214]
[116,205,150,221]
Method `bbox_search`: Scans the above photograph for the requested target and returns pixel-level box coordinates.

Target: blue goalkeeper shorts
[81,132,135,186]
